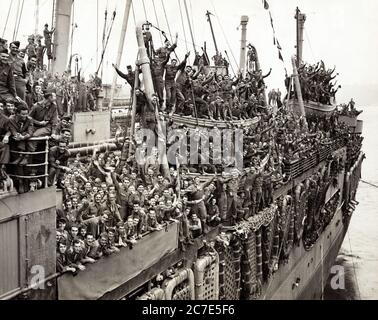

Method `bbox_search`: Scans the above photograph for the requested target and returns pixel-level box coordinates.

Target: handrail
[9,136,50,189]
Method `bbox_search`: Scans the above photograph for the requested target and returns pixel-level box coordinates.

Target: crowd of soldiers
[0,31,103,191]
[114,26,275,121]
[0,25,361,276]
[296,60,341,105]
[53,90,356,275]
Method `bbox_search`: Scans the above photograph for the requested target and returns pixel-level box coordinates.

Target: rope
[14,0,25,41]
[189,0,196,45]
[178,0,189,54]
[131,1,137,27]
[347,231,362,300]
[209,0,239,71]
[2,0,13,38]
[161,0,173,43]
[152,0,163,46]
[12,0,21,41]
[360,179,378,189]
[304,28,316,62]
[141,0,148,21]
[97,10,116,74]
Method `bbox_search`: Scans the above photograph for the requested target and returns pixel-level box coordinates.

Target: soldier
[43,24,55,60]
[25,36,37,59]
[155,33,178,62]
[29,91,58,138]
[219,74,239,120]
[8,104,34,166]
[9,42,29,102]
[164,52,190,114]
[0,106,11,180]
[247,44,257,71]
[208,96,223,120]
[48,140,71,187]
[251,171,264,215]
[151,52,172,109]
[188,213,202,238]
[183,175,216,233]
[36,38,45,69]
[112,64,136,92]
[143,23,154,58]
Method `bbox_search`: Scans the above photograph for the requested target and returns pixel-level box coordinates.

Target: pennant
[263,0,270,10]
[269,11,274,28]
[277,39,282,50]
[278,50,284,62]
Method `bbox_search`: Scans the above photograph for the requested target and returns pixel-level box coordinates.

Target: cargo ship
[0,0,364,300]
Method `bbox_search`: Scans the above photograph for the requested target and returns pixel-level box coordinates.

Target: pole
[291,56,306,123]
[96,0,99,67]
[206,11,218,55]
[128,68,139,157]
[52,0,72,74]
[2,1,13,38]
[109,0,132,109]
[136,21,171,179]
[239,15,249,77]
[295,7,306,67]
[224,50,235,76]
[13,0,21,41]
[183,0,197,54]
[34,0,40,35]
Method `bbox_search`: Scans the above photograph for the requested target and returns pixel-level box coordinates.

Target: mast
[108,0,132,109]
[205,11,218,56]
[136,21,171,179]
[52,0,73,74]
[295,7,306,67]
[291,56,306,121]
[239,15,249,76]
[34,0,40,35]
[183,0,197,54]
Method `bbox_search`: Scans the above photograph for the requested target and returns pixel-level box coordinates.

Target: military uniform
[0,61,17,102]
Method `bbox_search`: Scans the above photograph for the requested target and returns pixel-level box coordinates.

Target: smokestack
[239,15,249,76]
[52,0,72,74]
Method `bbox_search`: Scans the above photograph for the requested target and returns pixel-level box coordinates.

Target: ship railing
[7,136,50,188]
[283,138,346,179]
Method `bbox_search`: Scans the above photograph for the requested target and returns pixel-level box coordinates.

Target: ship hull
[263,205,348,300]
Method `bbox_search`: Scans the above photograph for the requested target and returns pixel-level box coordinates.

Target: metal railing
[283,138,346,179]
[8,136,50,188]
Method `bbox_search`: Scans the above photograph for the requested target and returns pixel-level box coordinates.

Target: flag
[277,40,282,50]
[278,50,284,62]
[263,0,270,10]
[269,12,274,28]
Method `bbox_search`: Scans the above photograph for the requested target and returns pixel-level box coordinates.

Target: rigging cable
[304,28,316,62]
[97,10,116,74]
[152,0,163,46]
[189,0,196,45]
[160,0,180,61]
[141,0,148,21]
[347,231,362,300]
[178,0,189,54]
[2,0,14,38]
[14,0,25,41]
[12,0,21,41]
[161,0,173,43]
[361,180,378,189]
[209,0,239,72]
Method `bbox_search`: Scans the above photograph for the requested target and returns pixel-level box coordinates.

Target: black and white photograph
[0,0,377,307]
